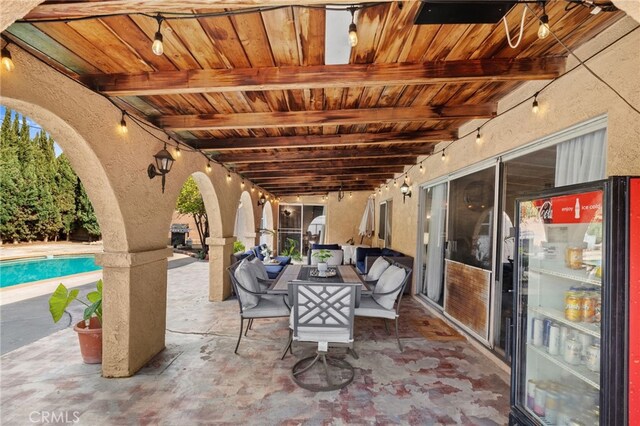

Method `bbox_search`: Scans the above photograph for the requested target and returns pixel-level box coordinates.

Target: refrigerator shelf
[530,306,601,338]
[528,263,601,287]
[527,344,600,390]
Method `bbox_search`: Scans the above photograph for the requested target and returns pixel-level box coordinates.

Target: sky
[0,104,63,157]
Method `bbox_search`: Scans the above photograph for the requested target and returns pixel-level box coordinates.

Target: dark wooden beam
[232,157,415,172]
[189,130,454,151]
[83,58,566,96]
[157,104,497,131]
[214,146,432,163]
[238,166,404,178]
[252,174,394,185]
[24,1,391,19]
[263,182,383,192]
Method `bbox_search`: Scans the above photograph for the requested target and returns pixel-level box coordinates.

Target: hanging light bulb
[205,162,212,173]
[419,162,424,173]
[349,192,352,198]
[152,15,165,56]
[118,110,128,135]
[385,183,389,190]
[394,179,398,187]
[1,45,14,72]
[441,150,446,161]
[241,180,245,188]
[537,4,550,40]
[348,7,358,47]
[251,185,255,192]
[226,172,231,182]
[174,144,181,158]
[296,195,301,201]
[532,93,540,114]
[475,128,482,144]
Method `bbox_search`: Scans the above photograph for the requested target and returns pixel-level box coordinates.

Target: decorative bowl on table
[310,268,337,278]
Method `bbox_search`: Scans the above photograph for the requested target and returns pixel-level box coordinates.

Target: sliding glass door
[419,183,448,307]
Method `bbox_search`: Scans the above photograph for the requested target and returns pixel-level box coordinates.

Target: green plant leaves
[49,283,79,323]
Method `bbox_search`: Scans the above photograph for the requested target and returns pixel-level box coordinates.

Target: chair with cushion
[227,255,290,354]
[306,243,341,265]
[287,281,359,391]
[355,258,412,351]
[308,248,344,266]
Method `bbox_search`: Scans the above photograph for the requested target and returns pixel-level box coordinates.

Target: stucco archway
[234,191,256,250]
[260,201,275,249]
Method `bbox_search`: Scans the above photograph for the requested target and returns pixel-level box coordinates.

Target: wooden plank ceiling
[4,0,623,196]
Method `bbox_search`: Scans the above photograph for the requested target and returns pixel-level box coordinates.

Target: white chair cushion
[243,294,290,318]
[309,249,343,266]
[249,258,269,280]
[372,264,406,310]
[234,259,260,309]
[354,295,397,319]
[289,311,352,343]
[365,257,391,281]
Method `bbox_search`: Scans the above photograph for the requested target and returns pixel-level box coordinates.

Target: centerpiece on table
[312,249,333,277]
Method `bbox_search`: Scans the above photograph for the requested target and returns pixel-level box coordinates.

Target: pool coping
[0,270,103,306]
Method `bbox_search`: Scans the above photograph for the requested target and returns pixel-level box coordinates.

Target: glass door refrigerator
[509,176,637,426]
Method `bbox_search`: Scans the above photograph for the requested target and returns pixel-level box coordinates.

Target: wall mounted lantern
[147,143,175,193]
[257,194,266,206]
[400,181,412,203]
[337,182,345,202]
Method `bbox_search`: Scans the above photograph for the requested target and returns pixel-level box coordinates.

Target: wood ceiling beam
[190,130,453,151]
[239,167,404,178]
[84,58,566,96]
[232,157,414,172]
[262,182,383,192]
[214,146,432,163]
[251,174,394,184]
[159,104,496,131]
[24,1,393,20]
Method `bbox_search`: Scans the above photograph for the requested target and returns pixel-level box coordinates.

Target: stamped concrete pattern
[0,261,509,425]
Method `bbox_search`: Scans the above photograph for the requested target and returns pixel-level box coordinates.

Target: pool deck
[0,241,104,261]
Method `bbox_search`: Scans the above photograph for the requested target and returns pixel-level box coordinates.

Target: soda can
[564,337,582,365]
[578,333,593,362]
[543,318,552,348]
[559,326,570,355]
[581,293,597,323]
[548,324,561,355]
[565,291,582,322]
[594,294,602,324]
[533,318,544,347]
[527,380,536,410]
[545,391,559,424]
[534,385,547,417]
[586,344,601,372]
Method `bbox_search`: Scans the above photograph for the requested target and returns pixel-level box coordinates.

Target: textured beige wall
[0,0,44,32]
[332,17,640,291]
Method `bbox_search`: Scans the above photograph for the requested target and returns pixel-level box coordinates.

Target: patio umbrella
[358,197,375,242]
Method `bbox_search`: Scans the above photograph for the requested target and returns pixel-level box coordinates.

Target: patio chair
[227,257,290,354]
[287,281,359,391]
[355,258,412,352]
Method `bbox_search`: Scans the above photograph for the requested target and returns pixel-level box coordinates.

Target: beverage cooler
[509,176,639,426]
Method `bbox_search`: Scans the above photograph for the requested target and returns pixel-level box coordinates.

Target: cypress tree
[34,131,61,240]
[14,116,40,241]
[0,109,22,242]
[74,178,100,240]
[56,154,77,241]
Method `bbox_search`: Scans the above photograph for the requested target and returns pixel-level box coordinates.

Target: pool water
[0,255,101,288]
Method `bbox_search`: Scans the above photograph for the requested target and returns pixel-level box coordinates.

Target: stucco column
[206,236,235,301]
[95,247,172,377]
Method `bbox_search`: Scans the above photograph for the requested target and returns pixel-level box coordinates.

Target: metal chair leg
[395,318,403,352]
[384,319,390,334]
[234,318,244,354]
[248,318,254,330]
[244,318,252,336]
[281,330,293,360]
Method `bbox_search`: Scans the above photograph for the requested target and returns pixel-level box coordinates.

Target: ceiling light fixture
[1,44,14,72]
[226,172,231,182]
[532,92,540,113]
[152,15,165,56]
[241,180,245,189]
[147,143,175,193]
[537,2,550,39]
[348,7,358,47]
[475,128,482,144]
[174,143,181,158]
[205,162,212,173]
[419,162,424,173]
[441,150,446,161]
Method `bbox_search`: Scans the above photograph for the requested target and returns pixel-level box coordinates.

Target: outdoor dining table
[267,264,372,305]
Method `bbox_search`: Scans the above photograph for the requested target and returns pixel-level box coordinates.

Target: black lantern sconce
[257,194,267,206]
[337,182,345,202]
[147,143,175,193]
[400,181,412,204]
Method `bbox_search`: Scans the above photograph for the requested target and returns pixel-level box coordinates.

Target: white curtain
[555,128,607,186]
[424,183,447,303]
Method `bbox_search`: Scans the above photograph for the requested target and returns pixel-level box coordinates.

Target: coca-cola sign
[528,190,603,225]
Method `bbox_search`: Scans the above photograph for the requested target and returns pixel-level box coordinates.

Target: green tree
[34,131,61,241]
[74,178,100,240]
[14,116,40,241]
[176,176,209,254]
[0,109,22,242]
[55,154,77,240]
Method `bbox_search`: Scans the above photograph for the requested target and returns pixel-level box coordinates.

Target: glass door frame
[277,202,325,255]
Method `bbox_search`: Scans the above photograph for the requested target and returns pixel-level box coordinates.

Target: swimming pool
[0,255,102,288]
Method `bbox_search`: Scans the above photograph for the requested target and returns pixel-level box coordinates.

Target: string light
[419,162,424,173]
[205,162,212,173]
[174,144,181,158]
[532,92,540,113]
[296,195,301,201]
[152,15,164,55]
[251,185,255,192]
[394,179,398,187]
[475,128,481,144]
[441,150,446,161]
[349,192,352,198]
[226,172,231,182]
[348,7,358,47]
[1,45,14,72]
[241,180,245,189]
[118,110,127,135]
[537,3,550,39]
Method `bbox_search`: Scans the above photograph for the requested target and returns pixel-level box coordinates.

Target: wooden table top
[268,264,370,294]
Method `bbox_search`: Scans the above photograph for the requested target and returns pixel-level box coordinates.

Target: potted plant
[312,249,332,277]
[49,280,103,364]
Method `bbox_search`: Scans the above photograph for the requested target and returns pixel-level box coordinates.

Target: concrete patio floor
[0,261,510,425]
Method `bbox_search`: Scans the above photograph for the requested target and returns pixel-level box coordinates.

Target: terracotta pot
[73,317,102,364]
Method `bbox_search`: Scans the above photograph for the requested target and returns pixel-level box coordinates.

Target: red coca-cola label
[525,190,603,224]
